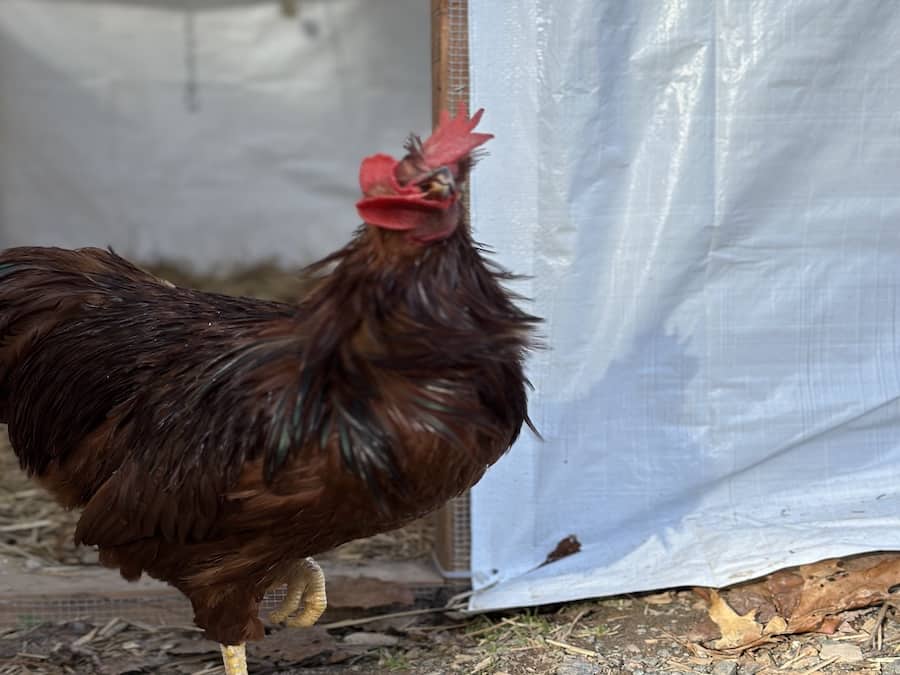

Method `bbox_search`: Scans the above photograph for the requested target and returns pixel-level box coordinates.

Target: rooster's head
[355,103,493,243]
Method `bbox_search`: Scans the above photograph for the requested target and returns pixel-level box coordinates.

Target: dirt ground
[1,263,899,674]
[2,591,900,674]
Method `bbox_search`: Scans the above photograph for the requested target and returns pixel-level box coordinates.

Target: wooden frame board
[0,557,445,628]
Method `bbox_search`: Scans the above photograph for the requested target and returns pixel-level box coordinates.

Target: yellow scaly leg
[220,643,248,675]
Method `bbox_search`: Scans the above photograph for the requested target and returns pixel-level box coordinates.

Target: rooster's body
[0,107,538,673]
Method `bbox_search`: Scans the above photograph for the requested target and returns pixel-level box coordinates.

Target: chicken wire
[1,594,198,628]
[430,0,475,580]
[445,0,469,113]
[0,583,447,629]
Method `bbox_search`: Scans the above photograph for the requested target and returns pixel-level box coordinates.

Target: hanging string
[183,0,199,112]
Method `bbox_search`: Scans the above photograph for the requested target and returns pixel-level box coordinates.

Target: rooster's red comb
[421,101,493,168]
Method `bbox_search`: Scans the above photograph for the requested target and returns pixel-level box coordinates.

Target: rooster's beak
[418,167,456,201]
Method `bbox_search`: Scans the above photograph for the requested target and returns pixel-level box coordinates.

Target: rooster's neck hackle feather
[288,221,540,496]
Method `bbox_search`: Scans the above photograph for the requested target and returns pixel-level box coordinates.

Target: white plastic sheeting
[0,0,429,271]
[468,1,900,611]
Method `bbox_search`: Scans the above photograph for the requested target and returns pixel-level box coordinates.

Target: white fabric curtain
[468,0,900,610]
[0,0,429,271]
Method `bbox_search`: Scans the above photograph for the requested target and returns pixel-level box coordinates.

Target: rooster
[0,105,538,674]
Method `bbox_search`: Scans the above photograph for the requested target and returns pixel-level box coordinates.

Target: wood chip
[97,617,123,638]
[320,606,448,629]
[342,632,401,648]
[797,656,839,675]
[465,622,507,639]
[642,591,675,605]
[558,608,591,641]
[471,655,493,673]
[544,638,597,658]
[779,649,815,669]
[16,653,49,660]
[0,520,53,532]
[71,627,98,647]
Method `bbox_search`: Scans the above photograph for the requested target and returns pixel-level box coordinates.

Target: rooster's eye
[417,167,456,200]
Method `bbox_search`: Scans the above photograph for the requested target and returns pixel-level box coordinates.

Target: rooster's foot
[269,557,327,627]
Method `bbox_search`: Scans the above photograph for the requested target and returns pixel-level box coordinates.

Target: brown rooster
[0,105,538,674]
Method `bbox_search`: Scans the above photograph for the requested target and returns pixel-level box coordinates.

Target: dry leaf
[705,590,763,650]
[694,552,900,651]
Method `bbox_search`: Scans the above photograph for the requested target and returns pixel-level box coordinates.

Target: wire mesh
[1,594,193,629]
[0,580,450,629]
[440,493,472,578]
[0,587,290,629]
[430,0,474,579]
[446,0,470,113]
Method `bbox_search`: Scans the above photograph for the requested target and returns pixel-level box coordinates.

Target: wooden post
[431,0,472,579]
[432,0,450,128]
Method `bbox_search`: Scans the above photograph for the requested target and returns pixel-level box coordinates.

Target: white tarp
[0,0,429,271]
[469,1,900,610]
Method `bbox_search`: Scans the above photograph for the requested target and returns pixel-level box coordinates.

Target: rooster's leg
[269,557,328,627]
[220,643,248,675]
